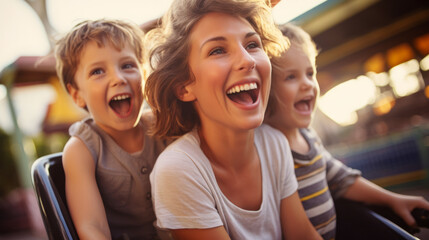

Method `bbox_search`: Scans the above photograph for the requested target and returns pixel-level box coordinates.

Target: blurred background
[0,0,428,239]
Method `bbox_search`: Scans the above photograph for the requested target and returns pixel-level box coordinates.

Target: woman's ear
[67,83,86,108]
[176,82,196,102]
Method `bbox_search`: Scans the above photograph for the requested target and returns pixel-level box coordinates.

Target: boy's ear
[175,82,196,102]
[67,83,86,108]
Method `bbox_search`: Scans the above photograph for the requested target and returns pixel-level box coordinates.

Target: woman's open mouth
[226,82,259,105]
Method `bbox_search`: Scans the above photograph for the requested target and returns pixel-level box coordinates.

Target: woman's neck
[198,125,263,211]
[198,126,256,171]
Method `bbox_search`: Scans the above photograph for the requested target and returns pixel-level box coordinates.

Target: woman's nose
[236,47,256,72]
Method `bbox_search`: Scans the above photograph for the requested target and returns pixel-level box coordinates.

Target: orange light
[425,86,429,99]
[373,96,395,116]
[414,33,429,56]
[387,43,414,68]
[364,53,386,73]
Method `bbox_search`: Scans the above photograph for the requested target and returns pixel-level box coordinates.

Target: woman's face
[181,12,272,132]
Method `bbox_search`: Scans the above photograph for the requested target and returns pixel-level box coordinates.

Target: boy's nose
[301,76,316,89]
[111,70,127,86]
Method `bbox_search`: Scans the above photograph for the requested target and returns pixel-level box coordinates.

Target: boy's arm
[63,137,111,240]
[280,192,323,240]
[343,176,429,226]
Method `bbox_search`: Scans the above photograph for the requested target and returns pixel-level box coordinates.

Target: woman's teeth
[227,83,257,95]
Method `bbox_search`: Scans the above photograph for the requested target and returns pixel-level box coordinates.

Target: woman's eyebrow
[245,32,258,38]
[201,36,226,50]
[200,31,258,50]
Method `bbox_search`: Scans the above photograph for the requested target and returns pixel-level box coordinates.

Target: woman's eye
[246,42,260,50]
[91,68,104,75]
[209,47,225,56]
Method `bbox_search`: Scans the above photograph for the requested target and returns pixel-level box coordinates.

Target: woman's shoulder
[155,131,203,165]
[255,124,292,162]
[151,131,212,186]
[256,124,289,145]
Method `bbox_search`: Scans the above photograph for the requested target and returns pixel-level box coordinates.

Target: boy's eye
[209,47,225,56]
[285,74,295,81]
[122,63,135,69]
[91,68,104,75]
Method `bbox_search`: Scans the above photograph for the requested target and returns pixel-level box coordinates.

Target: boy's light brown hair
[55,19,145,95]
[278,23,318,64]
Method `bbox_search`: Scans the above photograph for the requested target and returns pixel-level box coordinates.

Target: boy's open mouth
[226,82,259,105]
[109,94,132,117]
[294,97,312,112]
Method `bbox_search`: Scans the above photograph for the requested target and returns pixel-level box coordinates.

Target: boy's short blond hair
[277,23,318,63]
[145,0,289,139]
[55,19,145,93]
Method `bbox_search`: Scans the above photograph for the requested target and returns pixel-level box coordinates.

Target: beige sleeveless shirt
[69,116,167,240]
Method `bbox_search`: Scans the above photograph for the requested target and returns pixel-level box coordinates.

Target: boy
[55,19,166,240]
[264,22,429,239]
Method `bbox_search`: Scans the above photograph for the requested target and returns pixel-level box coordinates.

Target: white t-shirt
[150,124,298,240]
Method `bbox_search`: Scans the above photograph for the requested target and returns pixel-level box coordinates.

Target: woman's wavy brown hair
[144,0,289,139]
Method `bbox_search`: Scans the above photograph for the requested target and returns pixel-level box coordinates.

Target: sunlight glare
[420,54,429,71]
[367,71,390,87]
[0,84,56,136]
[272,0,327,24]
[0,84,6,101]
[319,76,376,126]
[0,0,50,72]
[47,0,174,34]
[389,59,422,97]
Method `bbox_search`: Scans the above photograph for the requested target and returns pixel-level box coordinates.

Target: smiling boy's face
[69,40,144,135]
[267,43,319,133]
[179,12,272,132]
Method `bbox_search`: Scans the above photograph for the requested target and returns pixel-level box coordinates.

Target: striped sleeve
[311,130,361,199]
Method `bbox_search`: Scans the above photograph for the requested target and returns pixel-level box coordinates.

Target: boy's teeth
[112,94,129,101]
[227,83,257,94]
